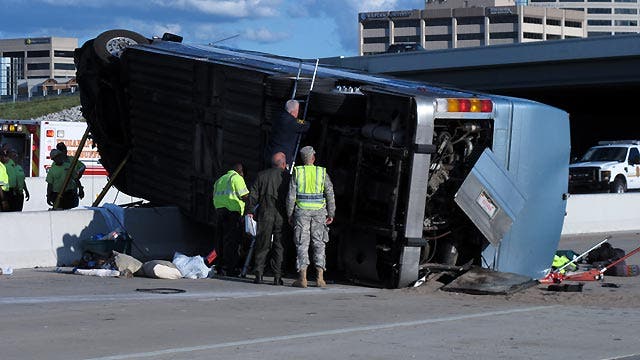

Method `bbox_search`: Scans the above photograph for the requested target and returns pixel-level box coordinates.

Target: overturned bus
[74,29,570,288]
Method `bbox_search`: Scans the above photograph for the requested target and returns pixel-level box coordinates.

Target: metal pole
[92,152,131,207]
[209,34,240,45]
[290,60,303,100]
[290,59,320,174]
[240,236,256,278]
[53,127,90,209]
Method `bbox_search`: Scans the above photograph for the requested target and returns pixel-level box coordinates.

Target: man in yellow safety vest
[286,146,336,288]
[213,163,249,276]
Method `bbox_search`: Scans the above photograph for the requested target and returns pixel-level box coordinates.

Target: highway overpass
[322,34,640,156]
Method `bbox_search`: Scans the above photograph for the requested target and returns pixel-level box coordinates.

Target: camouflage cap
[299,145,315,163]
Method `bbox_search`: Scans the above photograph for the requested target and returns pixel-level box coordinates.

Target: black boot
[273,275,283,286]
[253,271,263,284]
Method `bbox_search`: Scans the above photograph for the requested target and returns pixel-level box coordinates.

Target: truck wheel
[611,178,627,193]
[93,29,149,64]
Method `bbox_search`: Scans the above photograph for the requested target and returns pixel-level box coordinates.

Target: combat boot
[253,271,263,284]
[273,275,283,286]
[316,267,327,288]
[292,267,307,288]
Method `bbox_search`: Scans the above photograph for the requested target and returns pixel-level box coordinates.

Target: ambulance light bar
[1,123,25,132]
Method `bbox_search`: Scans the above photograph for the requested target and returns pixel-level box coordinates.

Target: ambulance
[0,120,106,177]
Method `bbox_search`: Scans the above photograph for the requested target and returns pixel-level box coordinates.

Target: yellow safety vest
[552,255,576,274]
[0,162,8,191]
[294,165,326,210]
[213,170,249,214]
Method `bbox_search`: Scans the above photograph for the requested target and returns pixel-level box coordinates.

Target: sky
[0,0,424,59]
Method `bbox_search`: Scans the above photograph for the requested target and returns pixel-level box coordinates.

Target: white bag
[244,215,257,237]
[172,252,212,279]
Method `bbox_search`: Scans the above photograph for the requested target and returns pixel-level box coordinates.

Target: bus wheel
[93,29,149,64]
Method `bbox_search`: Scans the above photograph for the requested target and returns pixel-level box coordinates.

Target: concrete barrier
[3,192,639,270]
[0,207,211,269]
[561,193,640,235]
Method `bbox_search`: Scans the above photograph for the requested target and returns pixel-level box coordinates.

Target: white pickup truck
[569,140,640,193]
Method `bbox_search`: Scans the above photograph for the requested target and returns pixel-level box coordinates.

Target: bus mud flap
[397,246,421,288]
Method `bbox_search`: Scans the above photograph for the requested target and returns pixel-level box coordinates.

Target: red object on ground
[539,272,565,284]
[540,243,640,284]
[206,249,217,264]
[562,269,604,281]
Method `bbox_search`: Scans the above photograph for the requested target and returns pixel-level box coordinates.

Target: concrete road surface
[1,232,639,360]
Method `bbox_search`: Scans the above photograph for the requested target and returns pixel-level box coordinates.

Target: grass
[0,95,81,120]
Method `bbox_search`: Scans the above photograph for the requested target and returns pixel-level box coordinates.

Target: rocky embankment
[31,106,84,122]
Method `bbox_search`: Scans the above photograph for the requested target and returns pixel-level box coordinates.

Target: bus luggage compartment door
[454,148,526,249]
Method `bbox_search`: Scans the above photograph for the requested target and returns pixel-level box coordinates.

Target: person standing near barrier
[57,142,86,201]
[46,149,80,209]
[8,149,29,211]
[264,100,310,168]
[0,147,17,211]
[246,152,289,285]
[286,146,335,288]
[213,163,249,277]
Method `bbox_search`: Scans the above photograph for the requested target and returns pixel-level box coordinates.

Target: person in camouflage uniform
[286,145,335,288]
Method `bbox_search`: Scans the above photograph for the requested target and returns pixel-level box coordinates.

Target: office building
[0,37,77,96]
[359,0,585,55]
[0,57,9,96]
[529,0,640,36]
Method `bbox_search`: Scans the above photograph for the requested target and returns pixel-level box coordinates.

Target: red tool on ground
[538,236,610,284]
[561,243,640,282]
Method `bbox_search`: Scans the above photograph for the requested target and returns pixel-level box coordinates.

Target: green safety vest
[46,162,78,193]
[0,162,8,191]
[213,170,249,214]
[294,165,326,210]
[6,159,17,189]
[15,164,26,191]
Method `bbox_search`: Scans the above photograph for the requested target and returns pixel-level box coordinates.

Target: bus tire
[93,29,149,64]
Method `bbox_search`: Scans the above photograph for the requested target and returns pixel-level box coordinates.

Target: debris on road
[441,267,537,295]
[541,236,640,284]
[74,268,120,277]
[547,283,583,292]
[141,260,182,280]
[172,252,213,279]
